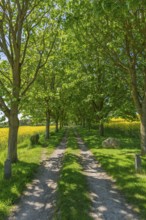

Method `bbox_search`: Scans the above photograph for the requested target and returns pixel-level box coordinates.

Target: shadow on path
[77,137,140,220]
[7,137,67,220]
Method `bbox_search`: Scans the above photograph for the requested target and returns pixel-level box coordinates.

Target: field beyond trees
[0,126,48,150]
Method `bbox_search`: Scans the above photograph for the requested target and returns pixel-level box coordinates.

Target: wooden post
[135,154,141,173]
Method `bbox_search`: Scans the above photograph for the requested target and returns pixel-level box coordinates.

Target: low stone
[30,134,39,145]
[102,137,120,148]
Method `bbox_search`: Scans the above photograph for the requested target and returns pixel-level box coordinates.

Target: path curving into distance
[7,133,140,220]
[7,136,67,220]
[76,136,140,220]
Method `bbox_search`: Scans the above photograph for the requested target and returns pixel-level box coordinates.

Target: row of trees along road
[0,0,146,178]
[0,0,65,178]
[67,0,146,153]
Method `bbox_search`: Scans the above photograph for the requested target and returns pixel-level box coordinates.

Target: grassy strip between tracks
[0,130,64,220]
[55,131,92,220]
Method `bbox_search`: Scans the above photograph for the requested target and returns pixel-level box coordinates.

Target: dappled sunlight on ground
[8,137,67,220]
[77,137,140,220]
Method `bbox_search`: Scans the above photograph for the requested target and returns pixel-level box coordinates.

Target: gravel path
[76,136,140,220]
[7,136,67,220]
[7,134,140,220]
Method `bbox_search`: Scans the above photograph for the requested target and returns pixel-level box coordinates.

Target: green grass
[77,126,146,220]
[55,131,92,220]
[0,130,64,220]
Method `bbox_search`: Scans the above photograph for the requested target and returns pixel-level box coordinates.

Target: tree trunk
[45,111,50,139]
[82,119,86,128]
[4,108,19,178]
[56,119,59,132]
[129,69,146,154]
[99,121,104,136]
[7,111,19,162]
[87,120,91,130]
[140,120,146,155]
[140,96,146,155]
[60,121,62,130]
[60,118,64,130]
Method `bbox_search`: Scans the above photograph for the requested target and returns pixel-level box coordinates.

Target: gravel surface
[77,136,140,220]
[7,136,67,220]
[7,134,140,220]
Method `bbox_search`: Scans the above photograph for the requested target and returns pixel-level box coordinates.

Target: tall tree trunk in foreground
[8,112,19,162]
[4,104,19,179]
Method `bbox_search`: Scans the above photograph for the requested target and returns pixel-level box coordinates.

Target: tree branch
[0,96,10,118]
[0,69,12,84]
[20,28,30,65]
[0,79,11,97]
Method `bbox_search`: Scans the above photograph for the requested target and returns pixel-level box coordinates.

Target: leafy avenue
[0,1,146,219]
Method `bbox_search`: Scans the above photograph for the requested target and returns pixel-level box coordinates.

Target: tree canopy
[0,0,146,178]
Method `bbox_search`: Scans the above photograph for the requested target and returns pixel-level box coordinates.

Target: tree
[0,0,62,178]
[63,1,135,135]
[91,0,146,153]
[66,0,145,151]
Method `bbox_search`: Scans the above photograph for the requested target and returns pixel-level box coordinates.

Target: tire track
[76,135,139,220]
[7,136,67,220]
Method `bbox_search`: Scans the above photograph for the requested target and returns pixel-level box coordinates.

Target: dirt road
[77,136,139,220]
[7,137,67,220]
[7,134,140,220]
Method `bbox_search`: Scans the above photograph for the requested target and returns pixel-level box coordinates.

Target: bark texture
[46,111,51,139]
[140,96,146,155]
[8,109,19,162]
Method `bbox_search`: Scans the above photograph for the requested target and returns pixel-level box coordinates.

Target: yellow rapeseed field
[109,118,140,127]
[0,127,8,146]
[0,126,55,149]
[107,118,140,136]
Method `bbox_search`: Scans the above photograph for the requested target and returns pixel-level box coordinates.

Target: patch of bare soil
[77,136,140,220]
[7,136,67,220]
